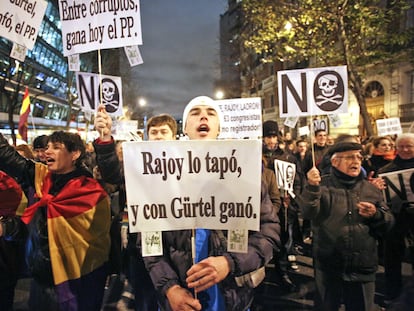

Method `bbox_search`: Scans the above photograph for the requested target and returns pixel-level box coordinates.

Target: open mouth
[349,165,360,172]
[197,124,210,133]
[46,158,55,164]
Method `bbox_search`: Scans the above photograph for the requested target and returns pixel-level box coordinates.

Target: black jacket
[296,168,394,282]
[0,134,94,285]
[144,180,280,311]
[95,140,281,310]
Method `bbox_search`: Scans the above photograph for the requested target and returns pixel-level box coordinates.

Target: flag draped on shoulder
[18,87,30,142]
[21,172,111,291]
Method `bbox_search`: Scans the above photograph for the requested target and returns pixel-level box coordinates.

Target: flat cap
[329,142,362,155]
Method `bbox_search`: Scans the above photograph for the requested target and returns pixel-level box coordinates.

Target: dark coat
[0,134,101,286]
[95,139,281,310]
[262,166,281,213]
[296,169,394,282]
[144,180,280,311]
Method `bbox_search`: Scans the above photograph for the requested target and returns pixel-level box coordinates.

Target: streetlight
[215,90,225,100]
[139,97,147,108]
[138,97,147,139]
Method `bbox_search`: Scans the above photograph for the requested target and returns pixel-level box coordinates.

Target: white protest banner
[113,119,139,141]
[313,117,328,132]
[228,229,248,253]
[124,45,143,67]
[274,159,296,197]
[298,125,310,137]
[376,117,402,136]
[68,54,80,71]
[328,113,342,128]
[216,97,262,139]
[59,0,142,56]
[0,1,47,50]
[10,42,27,62]
[284,116,299,128]
[123,140,262,233]
[76,72,123,116]
[379,168,414,213]
[278,65,348,117]
[141,231,163,256]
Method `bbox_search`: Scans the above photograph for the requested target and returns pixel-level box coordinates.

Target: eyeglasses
[336,154,363,161]
[397,145,414,150]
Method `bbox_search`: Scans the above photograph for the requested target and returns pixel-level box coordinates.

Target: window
[364,81,384,98]
[410,71,414,104]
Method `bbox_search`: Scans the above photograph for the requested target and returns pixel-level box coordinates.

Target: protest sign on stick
[379,168,414,213]
[216,97,262,139]
[123,140,262,233]
[0,1,47,50]
[59,0,143,56]
[76,72,123,117]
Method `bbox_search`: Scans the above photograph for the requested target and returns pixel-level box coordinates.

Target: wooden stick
[98,49,104,138]
[310,118,316,167]
[191,228,197,299]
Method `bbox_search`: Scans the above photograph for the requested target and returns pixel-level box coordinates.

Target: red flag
[18,87,30,142]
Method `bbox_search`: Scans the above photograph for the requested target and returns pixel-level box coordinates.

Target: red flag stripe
[18,87,30,142]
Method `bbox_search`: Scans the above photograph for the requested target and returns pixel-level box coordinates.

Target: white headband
[182,96,223,133]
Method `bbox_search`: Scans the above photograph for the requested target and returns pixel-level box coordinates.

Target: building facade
[218,0,414,138]
[0,0,91,143]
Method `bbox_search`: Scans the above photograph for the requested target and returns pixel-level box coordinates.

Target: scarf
[195,229,225,310]
[332,167,363,189]
[373,149,396,161]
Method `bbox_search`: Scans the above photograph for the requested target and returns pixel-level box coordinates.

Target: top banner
[278,65,348,117]
[0,0,47,50]
[58,0,143,56]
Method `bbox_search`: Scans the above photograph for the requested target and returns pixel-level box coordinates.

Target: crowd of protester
[1,101,413,310]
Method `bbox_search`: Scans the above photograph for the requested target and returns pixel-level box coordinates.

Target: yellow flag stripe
[20,89,30,115]
[48,198,111,285]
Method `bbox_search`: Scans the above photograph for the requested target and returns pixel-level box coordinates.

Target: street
[253,253,412,311]
[13,251,412,311]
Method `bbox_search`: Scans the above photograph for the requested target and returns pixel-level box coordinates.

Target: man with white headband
[182,95,223,140]
[143,96,280,311]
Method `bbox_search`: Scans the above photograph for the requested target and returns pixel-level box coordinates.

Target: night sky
[130,0,227,119]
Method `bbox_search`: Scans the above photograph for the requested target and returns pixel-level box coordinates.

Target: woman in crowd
[363,136,396,176]
[0,131,111,311]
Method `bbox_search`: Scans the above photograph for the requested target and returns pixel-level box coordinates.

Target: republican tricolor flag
[21,170,111,307]
[18,87,30,142]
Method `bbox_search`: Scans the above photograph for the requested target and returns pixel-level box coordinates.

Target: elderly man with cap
[296,141,394,311]
[143,96,280,311]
